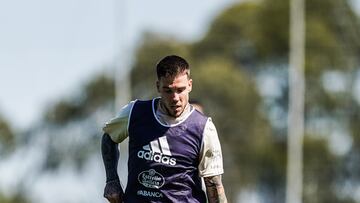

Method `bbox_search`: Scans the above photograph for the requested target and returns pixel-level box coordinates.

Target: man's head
[156,55,192,118]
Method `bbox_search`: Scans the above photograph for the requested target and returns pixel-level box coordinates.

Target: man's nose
[172,93,180,101]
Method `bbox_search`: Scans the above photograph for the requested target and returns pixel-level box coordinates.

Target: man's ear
[188,79,193,92]
[156,80,160,93]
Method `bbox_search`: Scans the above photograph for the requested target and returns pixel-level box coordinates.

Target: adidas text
[137,150,176,166]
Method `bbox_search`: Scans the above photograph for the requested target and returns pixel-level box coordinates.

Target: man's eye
[177,89,185,93]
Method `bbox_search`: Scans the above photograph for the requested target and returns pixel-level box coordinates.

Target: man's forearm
[101,133,120,182]
[204,175,228,203]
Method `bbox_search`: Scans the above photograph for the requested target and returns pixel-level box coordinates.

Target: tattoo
[204,175,228,203]
[101,133,120,182]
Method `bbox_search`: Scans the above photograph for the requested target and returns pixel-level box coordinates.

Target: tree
[191,57,282,201]
[129,0,360,202]
[0,193,28,203]
[0,114,15,152]
[130,32,191,99]
[189,0,360,202]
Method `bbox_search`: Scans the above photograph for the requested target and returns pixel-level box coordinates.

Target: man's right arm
[101,101,135,202]
[101,133,124,202]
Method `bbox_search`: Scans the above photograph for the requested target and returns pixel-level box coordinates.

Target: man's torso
[124,99,208,203]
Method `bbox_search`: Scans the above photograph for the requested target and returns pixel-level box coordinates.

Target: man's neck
[156,100,191,125]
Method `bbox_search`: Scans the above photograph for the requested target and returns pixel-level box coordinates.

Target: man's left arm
[199,118,228,203]
[204,175,228,203]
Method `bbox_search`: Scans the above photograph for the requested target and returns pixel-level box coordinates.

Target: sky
[1,0,360,130]
[0,0,237,129]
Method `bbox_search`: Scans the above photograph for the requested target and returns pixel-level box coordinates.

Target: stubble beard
[160,100,185,118]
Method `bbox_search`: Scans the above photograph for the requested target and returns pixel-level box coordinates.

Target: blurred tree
[82,73,115,114]
[302,136,356,203]
[191,57,283,201]
[129,0,360,202]
[0,193,28,203]
[45,74,115,124]
[0,114,15,152]
[130,32,191,99]
[192,0,360,71]
[40,73,115,171]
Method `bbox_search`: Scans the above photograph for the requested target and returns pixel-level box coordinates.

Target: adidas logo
[137,136,177,166]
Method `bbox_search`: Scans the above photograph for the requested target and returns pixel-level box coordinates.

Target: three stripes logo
[137,136,176,166]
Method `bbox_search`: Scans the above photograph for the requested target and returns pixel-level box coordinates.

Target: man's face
[157,72,192,118]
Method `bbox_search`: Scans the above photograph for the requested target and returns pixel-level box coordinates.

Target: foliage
[129,0,360,202]
[191,57,285,199]
[35,73,115,172]
[130,32,191,99]
[45,74,115,124]
[0,193,28,203]
[0,114,15,152]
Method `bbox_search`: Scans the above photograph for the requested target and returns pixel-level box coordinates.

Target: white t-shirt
[103,100,224,177]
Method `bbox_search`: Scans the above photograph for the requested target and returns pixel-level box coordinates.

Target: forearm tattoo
[204,175,228,203]
[101,133,120,182]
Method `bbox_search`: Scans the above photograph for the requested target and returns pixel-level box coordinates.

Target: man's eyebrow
[162,85,186,89]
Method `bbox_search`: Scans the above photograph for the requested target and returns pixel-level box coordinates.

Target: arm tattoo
[204,175,228,203]
[101,133,120,182]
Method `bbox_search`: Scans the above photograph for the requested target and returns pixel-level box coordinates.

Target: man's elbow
[102,133,116,145]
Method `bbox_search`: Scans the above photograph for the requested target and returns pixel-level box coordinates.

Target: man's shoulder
[130,98,158,110]
[189,108,209,124]
[192,108,207,118]
[133,98,154,105]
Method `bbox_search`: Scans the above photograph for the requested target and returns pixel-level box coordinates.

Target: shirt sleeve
[102,100,136,143]
[198,118,224,177]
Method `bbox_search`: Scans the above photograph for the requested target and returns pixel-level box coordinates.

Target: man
[101,55,228,203]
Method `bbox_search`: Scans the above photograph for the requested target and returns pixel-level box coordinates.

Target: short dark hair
[156,55,190,79]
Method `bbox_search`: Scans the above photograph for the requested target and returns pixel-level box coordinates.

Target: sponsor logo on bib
[138,169,165,189]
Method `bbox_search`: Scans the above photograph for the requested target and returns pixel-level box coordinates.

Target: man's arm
[204,175,228,203]
[101,133,124,203]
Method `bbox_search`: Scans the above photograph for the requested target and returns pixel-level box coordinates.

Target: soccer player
[101,55,228,203]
